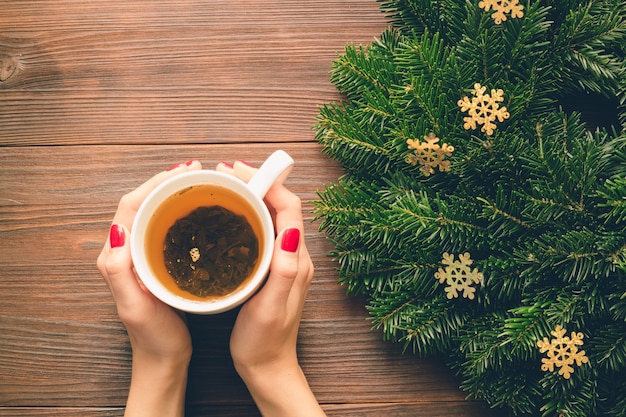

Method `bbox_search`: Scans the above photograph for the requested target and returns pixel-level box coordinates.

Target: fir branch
[481,254,526,304]
[503,302,551,355]
[550,0,626,95]
[457,312,511,375]
[591,324,626,372]
[477,195,532,232]
[331,45,393,98]
[370,295,468,355]
[601,377,626,417]
[377,0,444,36]
[597,177,626,225]
[316,104,395,175]
[522,113,604,216]
[539,365,599,417]
[461,366,542,416]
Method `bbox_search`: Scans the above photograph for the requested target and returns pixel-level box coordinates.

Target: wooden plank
[187,402,501,417]
[324,402,501,417]
[0,0,388,145]
[0,409,123,417]
[0,402,502,417]
[0,144,496,416]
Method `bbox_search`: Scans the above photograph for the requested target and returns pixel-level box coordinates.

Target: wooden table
[0,2,502,416]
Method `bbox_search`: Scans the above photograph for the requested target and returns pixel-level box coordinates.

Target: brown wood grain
[0,0,388,146]
[1,1,503,416]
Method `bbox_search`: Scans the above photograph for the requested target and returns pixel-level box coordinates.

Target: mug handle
[247,150,295,199]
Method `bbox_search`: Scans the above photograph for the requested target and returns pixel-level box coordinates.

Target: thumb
[259,227,301,307]
[102,224,145,307]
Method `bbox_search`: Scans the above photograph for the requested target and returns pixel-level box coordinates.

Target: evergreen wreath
[313,1,626,416]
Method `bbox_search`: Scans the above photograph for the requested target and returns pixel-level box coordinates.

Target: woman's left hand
[97,160,201,417]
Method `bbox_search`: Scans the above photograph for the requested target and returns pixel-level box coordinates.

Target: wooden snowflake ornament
[458,83,510,136]
[434,252,483,300]
[406,132,454,176]
[537,325,589,379]
[478,0,524,24]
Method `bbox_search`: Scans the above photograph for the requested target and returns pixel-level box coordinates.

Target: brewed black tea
[144,184,264,300]
[164,206,258,297]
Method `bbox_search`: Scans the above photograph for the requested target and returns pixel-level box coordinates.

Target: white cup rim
[130,170,275,314]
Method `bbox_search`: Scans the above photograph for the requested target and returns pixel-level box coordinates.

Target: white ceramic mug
[130,150,294,314]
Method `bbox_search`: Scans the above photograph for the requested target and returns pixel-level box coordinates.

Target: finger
[99,224,145,308]
[293,243,314,290]
[112,160,202,229]
[215,161,235,174]
[257,227,301,308]
[265,183,304,234]
[233,160,257,183]
[131,160,203,211]
[231,160,304,230]
[219,159,304,249]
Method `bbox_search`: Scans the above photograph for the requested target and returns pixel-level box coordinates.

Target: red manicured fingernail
[109,224,125,248]
[281,228,300,253]
[167,160,195,171]
[237,160,255,168]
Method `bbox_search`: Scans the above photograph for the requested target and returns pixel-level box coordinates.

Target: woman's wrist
[237,359,326,417]
[124,352,191,417]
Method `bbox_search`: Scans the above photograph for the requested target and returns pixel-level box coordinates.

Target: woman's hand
[97,160,200,417]
[217,160,326,417]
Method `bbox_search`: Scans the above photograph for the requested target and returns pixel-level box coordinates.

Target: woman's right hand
[217,160,326,417]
